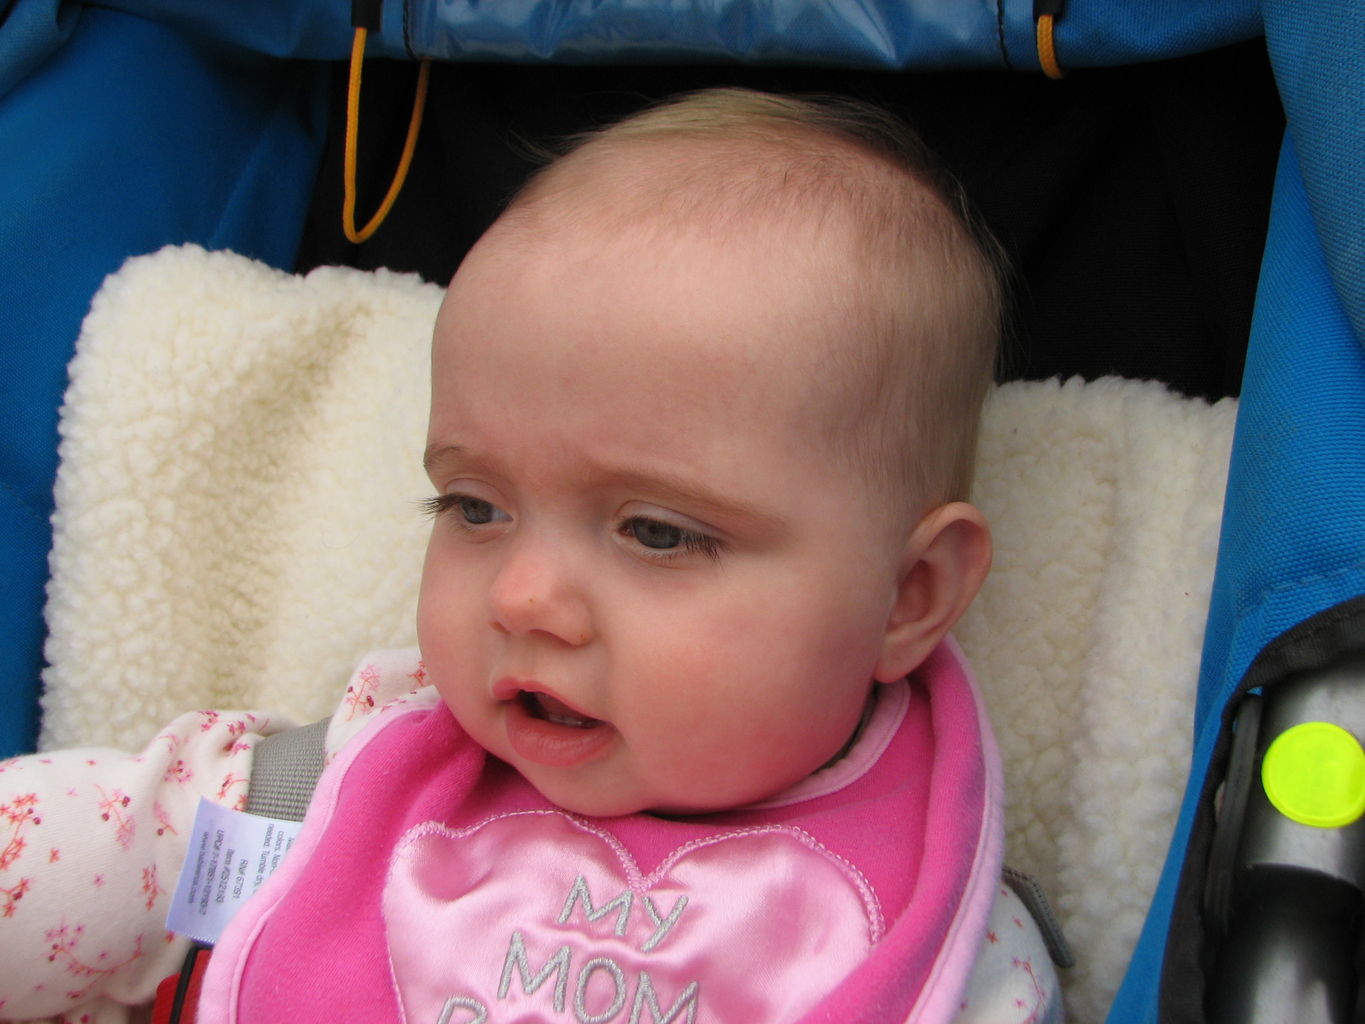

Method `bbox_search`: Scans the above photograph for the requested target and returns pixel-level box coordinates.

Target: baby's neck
[816,687,879,773]
[648,686,885,822]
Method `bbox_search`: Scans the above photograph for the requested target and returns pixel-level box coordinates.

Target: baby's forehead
[508,130,903,246]
[466,200,864,343]
[446,127,926,388]
[451,223,884,447]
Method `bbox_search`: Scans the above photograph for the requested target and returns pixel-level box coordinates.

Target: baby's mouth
[502,684,616,767]
[517,690,604,730]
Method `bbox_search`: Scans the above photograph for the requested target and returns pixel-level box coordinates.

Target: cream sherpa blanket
[42,245,1237,1023]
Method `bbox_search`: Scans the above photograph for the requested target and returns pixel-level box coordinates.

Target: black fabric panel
[296,39,1282,400]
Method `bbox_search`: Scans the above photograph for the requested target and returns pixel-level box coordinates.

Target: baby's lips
[521,690,604,728]
[492,677,603,725]
[504,693,616,768]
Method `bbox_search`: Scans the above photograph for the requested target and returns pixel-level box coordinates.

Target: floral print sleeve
[323,648,429,757]
[0,709,284,1023]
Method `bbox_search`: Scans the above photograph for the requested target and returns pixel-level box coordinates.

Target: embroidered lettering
[631,972,699,1024]
[493,934,703,1023]
[639,895,688,953]
[435,996,489,1024]
[558,875,632,937]
[574,957,627,1023]
[498,930,570,1012]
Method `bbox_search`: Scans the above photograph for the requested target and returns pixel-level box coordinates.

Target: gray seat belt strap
[244,717,331,822]
[1003,865,1075,968]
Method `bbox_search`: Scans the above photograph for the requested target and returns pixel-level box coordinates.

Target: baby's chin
[525,781,687,820]
[527,774,782,821]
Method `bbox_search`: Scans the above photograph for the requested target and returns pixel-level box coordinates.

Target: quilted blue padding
[75,0,1265,70]
[403,0,1261,70]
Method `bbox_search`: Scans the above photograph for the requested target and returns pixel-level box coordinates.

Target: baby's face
[417,219,906,817]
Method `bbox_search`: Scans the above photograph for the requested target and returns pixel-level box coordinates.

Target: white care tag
[166,798,305,945]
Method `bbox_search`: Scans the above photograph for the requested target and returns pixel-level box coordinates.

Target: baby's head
[418,88,1003,817]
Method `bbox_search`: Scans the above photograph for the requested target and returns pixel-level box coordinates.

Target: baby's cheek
[417,572,481,659]
[689,598,794,665]
[414,579,449,654]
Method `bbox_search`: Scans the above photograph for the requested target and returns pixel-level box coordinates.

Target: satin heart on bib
[383,810,883,1023]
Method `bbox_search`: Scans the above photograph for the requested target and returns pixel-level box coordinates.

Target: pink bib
[200,639,1002,1023]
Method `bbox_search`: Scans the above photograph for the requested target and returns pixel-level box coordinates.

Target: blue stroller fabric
[1110,132,1365,1024]
[1111,0,1365,1016]
[0,3,328,756]
[400,0,1259,68]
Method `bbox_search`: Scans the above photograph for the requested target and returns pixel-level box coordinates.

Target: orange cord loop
[343,27,431,245]
[1036,14,1065,80]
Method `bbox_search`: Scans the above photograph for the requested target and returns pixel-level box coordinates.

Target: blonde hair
[498,88,1006,516]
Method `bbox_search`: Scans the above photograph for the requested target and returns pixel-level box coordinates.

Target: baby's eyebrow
[422,443,468,477]
[603,467,786,532]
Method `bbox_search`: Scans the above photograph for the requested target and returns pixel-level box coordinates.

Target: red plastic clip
[152,944,212,1024]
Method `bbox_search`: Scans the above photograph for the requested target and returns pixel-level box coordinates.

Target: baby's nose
[487,540,594,647]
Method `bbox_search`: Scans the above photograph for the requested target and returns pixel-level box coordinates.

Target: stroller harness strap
[244,717,330,823]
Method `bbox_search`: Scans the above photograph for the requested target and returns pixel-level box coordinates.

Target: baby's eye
[453,496,502,525]
[629,517,683,549]
[621,516,720,560]
[423,493,509,527]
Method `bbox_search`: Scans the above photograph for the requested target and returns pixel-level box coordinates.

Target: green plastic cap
[1262,721,1365,829]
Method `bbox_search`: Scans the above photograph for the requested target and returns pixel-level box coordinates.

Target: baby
[0,89,1058,1023]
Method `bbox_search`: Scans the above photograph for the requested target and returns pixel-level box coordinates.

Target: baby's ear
[874,502,992,683]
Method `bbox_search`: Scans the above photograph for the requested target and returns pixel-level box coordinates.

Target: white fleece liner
[42,245,1238,1023]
